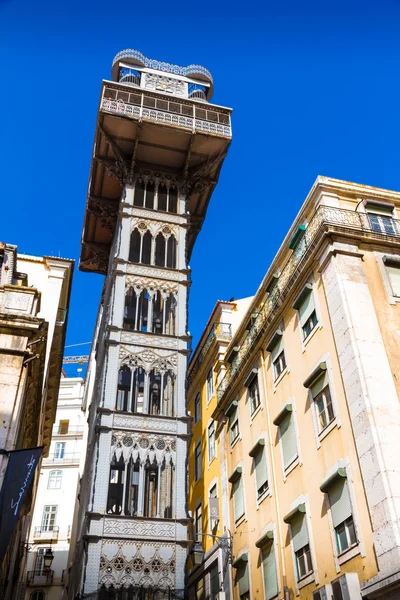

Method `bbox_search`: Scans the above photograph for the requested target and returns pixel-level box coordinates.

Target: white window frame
[266,327,289,390]
[194,392,201,424]
[208,478,219,534]
[54,442,65,460]
[207,420,216,464]
[293,278,323,351]
[248,375,261,416]
[229,405,240,448]
[206,369,214,404]
[375,250,400,305]
[194,439,202,482]
[287,495,318,594]
[48,470,62,490]
[307,355,341,449]
[231,464,246,528]
[41,505,57,531]
[322,459,365,571]
[276,401,301,480]
[250,435,271,506]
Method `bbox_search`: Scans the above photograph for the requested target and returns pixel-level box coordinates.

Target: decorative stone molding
[126,264,182,282]
[142,72,186,97]
[131,219,178,240]
[110,431,176,466]
[119,345,178,373]
[125,276,178,296]
[131,207,185,226]
[120,331,179,351]
[107,412,189,436]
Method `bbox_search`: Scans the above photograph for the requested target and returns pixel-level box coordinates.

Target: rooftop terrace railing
[101,85,231,138]
[217,205,400,405]
[187,322,232,390]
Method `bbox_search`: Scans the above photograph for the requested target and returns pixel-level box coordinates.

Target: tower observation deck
[69,50,232,597]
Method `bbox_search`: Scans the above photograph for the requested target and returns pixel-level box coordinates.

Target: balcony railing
[101,86,231,138]
[42,453,80,465]
[217,205,400,404]
[187,322,232,389]
[27,570,54,586]
[33,526,59,541]
[52,425,84,436]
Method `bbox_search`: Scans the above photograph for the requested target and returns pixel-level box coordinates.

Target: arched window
[144,462,158,518]
[116,366,131,411]
[107,459,124,515]
[150,291,176,335]
[132,367,145,413]
[145,181,155,209]
[169,186,178,213]
[158,184,168,212]
[124,288,137,331]
[30,593,45,600]
[151,291,163,335]
[164,294,177,335]
[48,470,62,490]
[129,229,152,265]
[163,370,176,417]
[155,233,166,267]
[166,236,177,268]
[125,458,140,516]
[149,369,162,416]
[134,181,145,207]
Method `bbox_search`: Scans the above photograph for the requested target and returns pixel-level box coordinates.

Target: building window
[278,411,298,470]
[293,284,318,341]
[54,442,65,460]
[206,369,214,402]
[30,592,45,600]
[385,260,400,297]
[34,548,49,574]
[195,504,202,541]
[195,440,202,482]
[327,477,357,555]
[248,376,260,415]
[234,556,250,600]
[231,471,245,523]
[107,463,124,515]
[314,383,334,433]
[41,506,57,531]
[143,466,158,518]
[209,484,219,532]
[208,421,216,462]
[195,578,205,600]
[267,332,287,381]
[261,543,278,600]
[313,589,328,600]
[209,561,220,600]
[58,420,69,434]
[366,204,397,235]
[229,406,240,445]
[194,393,201,424]
[252,444,268,499]
[288,510,313,581]
[48,470,62,490]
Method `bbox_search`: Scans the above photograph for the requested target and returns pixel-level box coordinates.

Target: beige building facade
[187,177,400,600]
[0,243,74,599]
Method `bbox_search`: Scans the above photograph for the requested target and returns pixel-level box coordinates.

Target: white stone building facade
[23,378,85,600]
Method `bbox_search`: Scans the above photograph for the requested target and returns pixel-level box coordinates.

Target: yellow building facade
[187,177,400,600]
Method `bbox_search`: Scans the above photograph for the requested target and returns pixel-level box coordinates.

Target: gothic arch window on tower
[129,225,177,269]
[124,287,177,335]
[115,364,176,417]
[133,178,178,214]
[134,179,155,210]
[107,458,125,515]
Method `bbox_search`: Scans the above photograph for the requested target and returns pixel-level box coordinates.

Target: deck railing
[101,85,231,138]
[27,570,54,585]
[33,526,59,540]
[217,205,400,404]
[42,453,80,465]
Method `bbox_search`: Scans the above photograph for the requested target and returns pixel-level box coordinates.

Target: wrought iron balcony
[33,526,59,541]
[42,453,80,465]
[27,570,54,585]
[187,322,232,389]
[217,205,400,404]
[101,85,231,138]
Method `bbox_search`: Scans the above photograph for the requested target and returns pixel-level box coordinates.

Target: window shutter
[387,264,400,296]
[255,448,268,491]
[262,544,278,600]
[291,512,309,552]
[233,476,244,521]
[238,560,250,596]
[328,479,352,528]
[271,336,284,363]
[310,372,329,398]
[280,413,297,468]
[298,290,315,326]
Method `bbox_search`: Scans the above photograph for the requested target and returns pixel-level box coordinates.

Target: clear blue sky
[2,0,400,376]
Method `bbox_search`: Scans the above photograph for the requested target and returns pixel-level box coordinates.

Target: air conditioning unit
[313,585,333,600]
[215,593,226,600]
[331,573,362,600]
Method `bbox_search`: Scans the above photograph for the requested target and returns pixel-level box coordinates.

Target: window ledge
[301,321,321,349]
[338,543,360,565]
[273,367,289,391]
[250,404,263,422]
[298,572,315,590]
[283,456,299,480]
[317,419,337,444]
[230,435,242,451]
[234,514,246,529]
[256,488,271,507]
